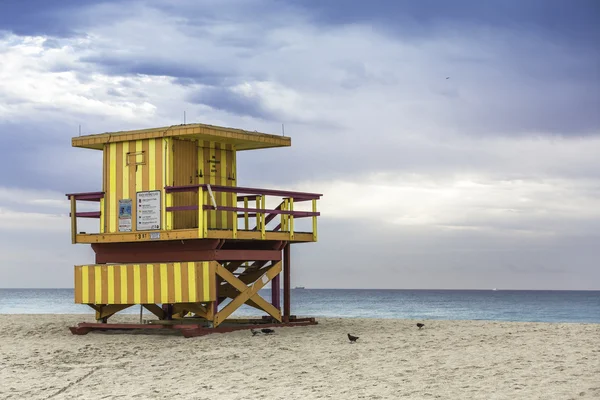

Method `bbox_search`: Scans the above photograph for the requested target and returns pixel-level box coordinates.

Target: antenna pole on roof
[183,111,186,125]
[282,123,285,137]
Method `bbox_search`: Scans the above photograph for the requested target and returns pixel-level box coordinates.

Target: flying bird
[261,328,275,335]
[348,333,359,343]
[446,77,450,79]
[417,323,425,330]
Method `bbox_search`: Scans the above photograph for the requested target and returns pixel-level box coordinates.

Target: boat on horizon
[294,286,306,290]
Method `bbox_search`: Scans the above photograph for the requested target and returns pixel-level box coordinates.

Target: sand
[0,315,598,400]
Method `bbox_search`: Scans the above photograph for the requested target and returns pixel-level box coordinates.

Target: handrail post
[281,198,288,232]
[261,195,266,239]
[203,190,209,237]
[197,187,204,238]
[243,196,249,230]
[289,197,294,240]
[70,196,77,244]
[99,197,105,234]
[255,196,261,231]
[232,191,238,239]
[312,199,318,241]
[166,192,173,230]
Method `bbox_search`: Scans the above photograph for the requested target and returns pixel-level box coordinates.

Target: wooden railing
[164,184,321,240]
[65,191,104,244]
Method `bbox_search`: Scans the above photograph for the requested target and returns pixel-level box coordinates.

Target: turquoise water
[0,289,598,323]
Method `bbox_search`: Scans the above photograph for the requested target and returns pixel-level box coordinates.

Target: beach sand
[0,314,598,400]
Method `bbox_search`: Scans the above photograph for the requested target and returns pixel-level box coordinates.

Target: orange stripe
[88,267,95,304]
[101,266,109,304]
[74,266,82,303]
[167,263,175,303]
[104,145,111,233]
[142,140,149,191]
[129,141,137,228]
[140,264,148,304]
[155,138,163,192]
[181,262,189,303]
[127,265,135,304]
[153,264,161,304]
[114,265,121,303]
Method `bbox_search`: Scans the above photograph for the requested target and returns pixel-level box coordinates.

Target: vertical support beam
[271,272,281,311]
[212,272,219,323]
[244,196,249,230]
[255,196,261,231]
[70,196,77,244]
[261,195,266,239]
[283,244,291,322]
[99,197,105,234]
[165,192,173,230]
[289,197,295,240]
[312,199,318,241]
[197,187,204,238]
[203,191,209,237]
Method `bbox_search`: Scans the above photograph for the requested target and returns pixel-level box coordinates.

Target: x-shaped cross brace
[214,261,282,327]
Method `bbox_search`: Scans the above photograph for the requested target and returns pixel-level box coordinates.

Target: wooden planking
[76,229,316,243]
[198,141,235,230]
[172,139,198,229]
[74,262,215,304]
[105,138,165,233]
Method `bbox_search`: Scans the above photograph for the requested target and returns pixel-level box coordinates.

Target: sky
[0,0,599,289]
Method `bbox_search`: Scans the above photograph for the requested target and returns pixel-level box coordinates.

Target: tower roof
[72,123,291,151]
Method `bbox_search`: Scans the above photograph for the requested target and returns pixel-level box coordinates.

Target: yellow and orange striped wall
[101,138,237,233]
[74,261,217,305]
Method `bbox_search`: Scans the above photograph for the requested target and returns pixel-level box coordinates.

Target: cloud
[0,0,598,289]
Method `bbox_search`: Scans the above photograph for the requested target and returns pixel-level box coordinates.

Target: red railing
[65,191,105,243]
[164,184,321,239]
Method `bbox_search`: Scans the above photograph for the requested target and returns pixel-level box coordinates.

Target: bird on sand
[348,333,359,343]
[417,323,425,330]
[251,329,260,336]
[261,328,275,334]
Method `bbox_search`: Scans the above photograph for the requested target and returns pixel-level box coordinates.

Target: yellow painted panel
[174,262,182,302]
[120,266,127,304]
[133,264,141,304]
[74,262,215,305]
[81,265,89,303]
[122,141,129,199]
[203,264,210,302]
[146,264,154,303]
[108,266,115,304]
[94,267,102,304]
[109,143,117,233]
[149,139,156,190]
[188,263,197,302]
[135,140,143,192]
[160,263,168,304]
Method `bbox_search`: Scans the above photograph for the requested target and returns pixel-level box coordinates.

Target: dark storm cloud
[0,0,125,37]
[188,86,275,120]
[289,0,600,46]
[79,55,232,86]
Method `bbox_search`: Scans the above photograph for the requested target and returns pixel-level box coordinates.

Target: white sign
[118,199,132,232]
[136,190,161,231]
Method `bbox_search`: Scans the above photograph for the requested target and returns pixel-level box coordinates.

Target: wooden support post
[70,196,77,244]
[197,187,204,238]
[272,272,281,311]
[312,198,318,241]
[261,195,266,239]
[289,198,295,240]
[244,196,249,230]
[166,192,173,230]
[283,244,291,322]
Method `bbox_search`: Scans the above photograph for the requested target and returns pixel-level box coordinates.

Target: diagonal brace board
[214,262,282,326]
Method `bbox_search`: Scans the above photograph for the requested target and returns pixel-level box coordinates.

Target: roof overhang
[72,123,291,151]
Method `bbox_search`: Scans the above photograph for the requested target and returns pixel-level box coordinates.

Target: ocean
[0,289,598,323]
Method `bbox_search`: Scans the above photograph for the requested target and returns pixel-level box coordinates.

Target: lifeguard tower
[66,123,321,337]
